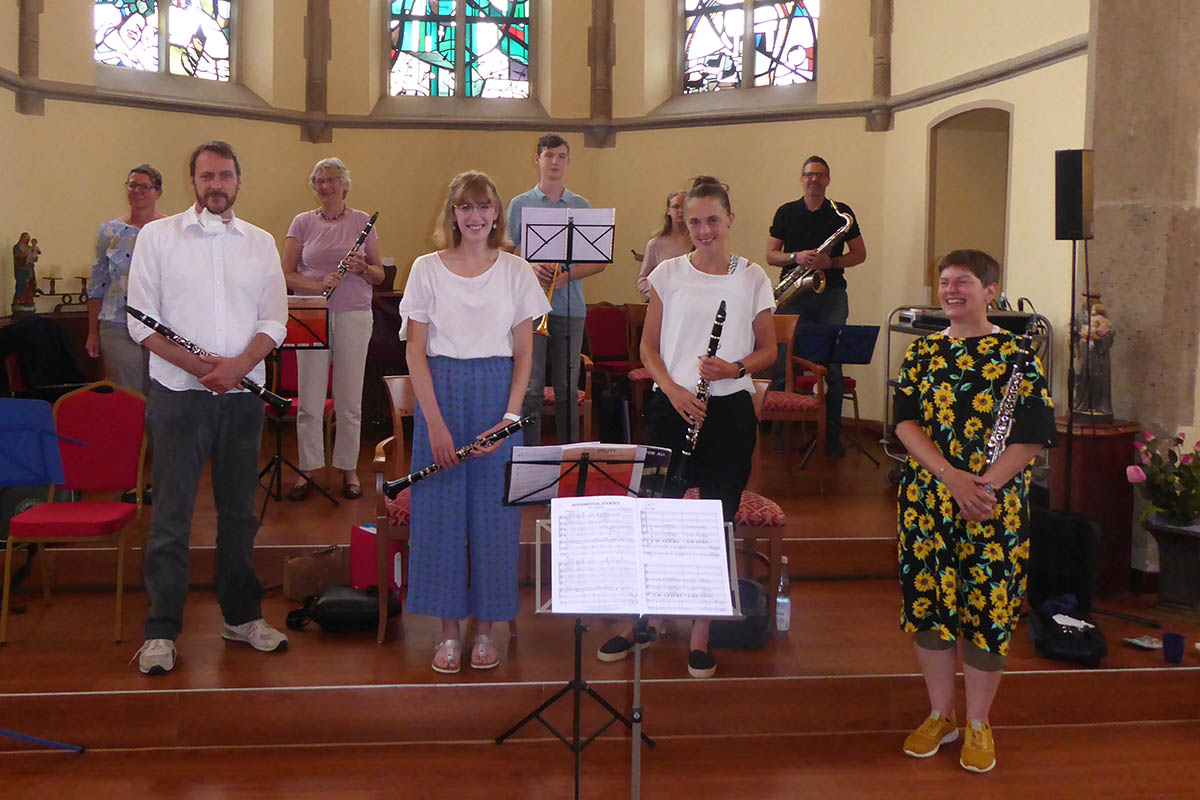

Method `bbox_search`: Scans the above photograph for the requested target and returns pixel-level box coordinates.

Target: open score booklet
[549,495,735,617]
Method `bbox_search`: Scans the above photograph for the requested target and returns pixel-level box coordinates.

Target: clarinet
[126,306,291,415]
[985,318,1039,469]
[665,300,727,490]
[383,415,533,498]
[323,211,379,300]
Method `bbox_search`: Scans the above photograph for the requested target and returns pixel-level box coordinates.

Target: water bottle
[775,555,792,635]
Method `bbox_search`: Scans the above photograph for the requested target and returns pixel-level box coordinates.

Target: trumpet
[773,199,854,306]
[533,262,561,337]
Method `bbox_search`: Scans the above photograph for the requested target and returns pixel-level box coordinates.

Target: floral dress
[893,331,1056,655]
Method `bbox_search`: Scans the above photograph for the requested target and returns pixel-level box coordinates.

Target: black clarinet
[323,211,379,300]
[665,300,727,491]
[383,415,532,498]
[126,306,291,415]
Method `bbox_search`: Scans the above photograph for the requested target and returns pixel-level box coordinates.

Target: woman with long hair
[635,190,691,298]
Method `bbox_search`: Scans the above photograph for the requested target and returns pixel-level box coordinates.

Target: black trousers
[643,389,757,523]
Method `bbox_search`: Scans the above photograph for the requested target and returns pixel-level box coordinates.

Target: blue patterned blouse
[88,218,142,324]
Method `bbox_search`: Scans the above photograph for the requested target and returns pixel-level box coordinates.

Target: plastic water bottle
[775,556,792,635]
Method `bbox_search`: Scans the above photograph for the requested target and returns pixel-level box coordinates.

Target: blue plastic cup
[1163,632,1185,665]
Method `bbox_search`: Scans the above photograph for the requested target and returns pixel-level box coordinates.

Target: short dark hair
[802,155,830,176]
[536,133,569,156]
[938,249,1000,286]
[128,164,163,190]
[188,140,241,177]
[686,175,732,215]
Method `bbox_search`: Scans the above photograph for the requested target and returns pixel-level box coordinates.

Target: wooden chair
[543,354,594,441]
[760,315,827,470]
[371,375,413,643]
[1,382,147,644]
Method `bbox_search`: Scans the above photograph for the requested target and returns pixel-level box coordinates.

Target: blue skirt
[406,356,520,622]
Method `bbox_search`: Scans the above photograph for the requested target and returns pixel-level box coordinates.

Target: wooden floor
[3,421,1199,797]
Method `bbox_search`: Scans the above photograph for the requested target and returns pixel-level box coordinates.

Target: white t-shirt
[399,250,551,359]
[648,254,775,397]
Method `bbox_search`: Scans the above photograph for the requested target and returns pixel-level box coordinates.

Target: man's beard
[196,187,237,215]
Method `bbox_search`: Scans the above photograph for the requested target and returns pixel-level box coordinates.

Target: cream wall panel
[816,0,872,103]
[1,0,18,73]
[892,0,1088,95]
[613,0,674,118]
[40,0,95,85]
[328,0,375,115]
[271,4,308,111]
[542,0,590,119]
[931,117,1009,280]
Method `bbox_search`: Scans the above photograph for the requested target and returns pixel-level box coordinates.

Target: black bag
[285,585,400,634]
[708,578,769,650]
[1026,508,1107,668]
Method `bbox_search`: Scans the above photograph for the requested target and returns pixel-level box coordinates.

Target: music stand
[794,323,881,466]
[258,297,338,520]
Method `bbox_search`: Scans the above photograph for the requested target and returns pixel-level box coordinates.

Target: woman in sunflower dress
[893,250,1055,774]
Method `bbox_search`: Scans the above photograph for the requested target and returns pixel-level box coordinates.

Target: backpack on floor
[1025,508,1108,668]
[286,585,400,634]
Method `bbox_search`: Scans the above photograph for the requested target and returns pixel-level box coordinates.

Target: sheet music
[507,445,566,503]
[549,495,733,616]
[520,207,616,263]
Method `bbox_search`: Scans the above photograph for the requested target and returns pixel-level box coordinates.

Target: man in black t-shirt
[765,155,867,457]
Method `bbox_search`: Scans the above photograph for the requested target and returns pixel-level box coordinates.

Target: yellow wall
[816,0,873,103]
[1,0,18,73]
[891,0,1089,94]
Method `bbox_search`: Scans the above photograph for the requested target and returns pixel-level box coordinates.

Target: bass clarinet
[323,211,379,300]
[383,415,532,498]
[666,300,727,491]
[126,306,291,415]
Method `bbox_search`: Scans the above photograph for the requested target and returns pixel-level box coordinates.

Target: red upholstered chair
[760,315,827,470]
[795,374,860,434]
[543,354,593,441]
[683,487,788,634]
[1,381,147,644]
[584,302,633,388]
[372,375,413,643]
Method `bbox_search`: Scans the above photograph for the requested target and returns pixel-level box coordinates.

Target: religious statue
[1071,291,1115,423]
[11,232,40,315]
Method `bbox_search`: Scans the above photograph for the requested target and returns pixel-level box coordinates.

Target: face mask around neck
[198,207,229,235]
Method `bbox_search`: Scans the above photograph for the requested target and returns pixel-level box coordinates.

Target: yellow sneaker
[902,710,958,757]
[959,719,996,773]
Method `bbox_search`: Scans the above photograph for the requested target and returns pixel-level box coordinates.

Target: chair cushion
[627,367,652,381]
[385,488,411,527]
[762,391,820,412]
[682,489,787,527]
[795,375,856,393]
[9,501,137,539]
[543,387,586,406]
[592,360,633,373]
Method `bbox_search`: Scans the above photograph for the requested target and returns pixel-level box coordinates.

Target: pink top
[636,233,692,298]
[286,209,380,312]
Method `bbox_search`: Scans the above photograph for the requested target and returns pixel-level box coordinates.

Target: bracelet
[938,465,947,478]
[503,412,520,423]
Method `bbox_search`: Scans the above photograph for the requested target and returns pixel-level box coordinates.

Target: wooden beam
[586,0,616,148]
[302,0,333,143]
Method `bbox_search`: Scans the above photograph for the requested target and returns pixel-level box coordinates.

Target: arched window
[93,0,233,83]
[388,1,531,99]
[682,0,817,94]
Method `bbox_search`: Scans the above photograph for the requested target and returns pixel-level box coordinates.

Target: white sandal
[432,639,462,674]
[470,634,500,670]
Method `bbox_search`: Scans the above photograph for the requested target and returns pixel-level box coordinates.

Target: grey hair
[309,157,351,195]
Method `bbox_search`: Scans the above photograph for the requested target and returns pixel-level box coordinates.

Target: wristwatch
[735,360,747,379]
[789,252,797,263]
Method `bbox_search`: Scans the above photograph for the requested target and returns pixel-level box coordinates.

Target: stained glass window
[389,0,530,99]
[683,0,817,94]
[94,0,232,82]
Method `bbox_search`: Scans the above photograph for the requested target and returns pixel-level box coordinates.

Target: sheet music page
[507,445,565,504]
[558,443,641,497]
[551,496,643,614]
[637,498,733,617]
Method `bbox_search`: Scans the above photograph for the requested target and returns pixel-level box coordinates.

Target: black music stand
[794,323,881,466]
[258,298,338,520]
[496,452,654,800]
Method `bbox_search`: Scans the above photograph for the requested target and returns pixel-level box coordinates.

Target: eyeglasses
[126,181,158,192]
[314,177,342,186]
[455,203,493,214]
[801,171,828,179]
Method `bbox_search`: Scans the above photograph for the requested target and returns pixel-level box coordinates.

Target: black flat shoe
[286,483,313,502]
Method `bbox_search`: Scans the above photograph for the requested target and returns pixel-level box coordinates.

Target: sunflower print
[892,330,1056,654]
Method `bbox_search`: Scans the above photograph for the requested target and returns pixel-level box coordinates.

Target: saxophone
[773,199,854,306]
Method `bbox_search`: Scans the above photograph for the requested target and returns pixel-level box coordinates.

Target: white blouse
[648,254,775,397]
[399,250,550,359]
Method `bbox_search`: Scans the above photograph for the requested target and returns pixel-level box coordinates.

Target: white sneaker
[134,639,177,675]
[222,618,289,652]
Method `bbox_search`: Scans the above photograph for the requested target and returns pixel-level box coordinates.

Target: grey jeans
[143,382,265,640]
[520,315,586,446]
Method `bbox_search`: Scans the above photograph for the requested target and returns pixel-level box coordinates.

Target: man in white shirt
[126,140,289,675]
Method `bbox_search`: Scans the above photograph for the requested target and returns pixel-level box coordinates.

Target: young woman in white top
[597,176,776,678]
[635,191,691,298]
[398,171,550,674]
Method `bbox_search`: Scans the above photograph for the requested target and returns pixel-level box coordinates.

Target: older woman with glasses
[282,157,384,501]
[87,164,166,394]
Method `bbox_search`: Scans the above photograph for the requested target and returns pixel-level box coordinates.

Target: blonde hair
[433,171,509,250]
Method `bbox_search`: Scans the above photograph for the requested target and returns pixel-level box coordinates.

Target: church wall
[0,0,17,73]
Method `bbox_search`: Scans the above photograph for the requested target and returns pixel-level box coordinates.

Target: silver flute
[323,211,379,299]
[126,306,291,415]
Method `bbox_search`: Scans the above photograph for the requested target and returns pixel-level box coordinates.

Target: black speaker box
[1055,149,1094,240]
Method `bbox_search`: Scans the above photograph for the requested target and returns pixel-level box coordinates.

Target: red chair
[760,315,827,470]
[584,302,633,387]
[1,381,147,643]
